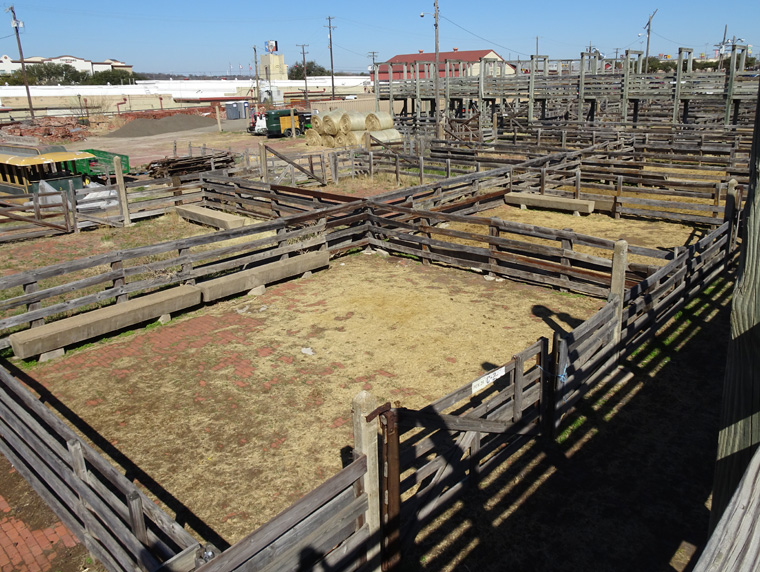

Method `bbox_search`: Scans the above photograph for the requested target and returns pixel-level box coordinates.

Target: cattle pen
[0,73,758,571]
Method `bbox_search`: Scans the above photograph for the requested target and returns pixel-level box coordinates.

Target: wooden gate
[373,338,549,569]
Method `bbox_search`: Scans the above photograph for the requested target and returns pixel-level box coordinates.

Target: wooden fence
[0,363,205,571]
[0,131,749,570]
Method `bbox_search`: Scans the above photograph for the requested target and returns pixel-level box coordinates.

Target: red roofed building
[373,49,514,81]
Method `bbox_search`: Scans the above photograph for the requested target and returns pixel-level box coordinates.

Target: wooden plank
[195,455,367,572]
[247,492,367,572]
[396,409,510,434]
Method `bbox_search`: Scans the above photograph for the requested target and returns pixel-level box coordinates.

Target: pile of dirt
[105,114,217,138]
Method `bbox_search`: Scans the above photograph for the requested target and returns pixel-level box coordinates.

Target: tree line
[3,63,144,86]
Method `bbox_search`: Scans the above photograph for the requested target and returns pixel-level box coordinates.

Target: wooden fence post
[66,181,79,234]
[418,155,424,185]
[127,491,149,545]
[723,179,740,257]
[352,391,382,571]
[67,440,96,540]
[23,281,44,328]
[369,151,374,180]
[609,240,628,356]
[259,142,268,183]
[614,175,623,219]
[114,156,131,227]
[379,408,401,571]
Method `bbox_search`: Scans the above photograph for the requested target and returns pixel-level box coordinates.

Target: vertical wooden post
[67,440,95,539]
[560,229,573,291]
[259,142,268,183]
[179,247,194,284]
[574,169,581,200]
[352,391,381,571]
[395,155,400,185]
[418,155,424,185]
[540,167,546,195]
[23,281,44,328]
[173,140,177,157]
[368,151,374,180]
[614,175,623,219]
[380,409,401,571]
[188,141,192,157]
[609,240,628,353]
[114,156,131,227]
[290,108,296,139]
[67,180,79,234]
[127,491,149,545]
[723,179,740,254]
[215,104,222,132]
[59,190,71,233]
[513,352,525,422]
[112,260,128,304]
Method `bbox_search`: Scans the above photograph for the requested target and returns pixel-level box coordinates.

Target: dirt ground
[0,118,734,570]
[67,117,308,171]
[10,251,601,544]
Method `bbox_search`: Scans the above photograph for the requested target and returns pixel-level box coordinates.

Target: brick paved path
[0,492,80,572]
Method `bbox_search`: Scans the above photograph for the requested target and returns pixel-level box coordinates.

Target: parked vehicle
[248,109,312,138]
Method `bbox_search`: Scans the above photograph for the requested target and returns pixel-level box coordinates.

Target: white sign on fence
[471,365,507,395]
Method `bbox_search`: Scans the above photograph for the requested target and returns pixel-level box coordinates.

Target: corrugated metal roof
[387,49,503,63]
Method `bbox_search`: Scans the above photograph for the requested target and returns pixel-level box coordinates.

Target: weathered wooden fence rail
[0,363,204,571]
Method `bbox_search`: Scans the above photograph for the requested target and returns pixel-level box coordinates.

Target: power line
[438,14,530,57]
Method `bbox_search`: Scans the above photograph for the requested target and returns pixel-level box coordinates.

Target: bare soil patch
[23,252,603,544]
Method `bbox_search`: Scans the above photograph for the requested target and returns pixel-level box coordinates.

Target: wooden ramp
[502,192,595,214]
[175,204,249,230]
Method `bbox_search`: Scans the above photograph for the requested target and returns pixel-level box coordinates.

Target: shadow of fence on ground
[402,269,733,572]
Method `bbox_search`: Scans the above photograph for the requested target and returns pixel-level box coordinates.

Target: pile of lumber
[147,151,235,178]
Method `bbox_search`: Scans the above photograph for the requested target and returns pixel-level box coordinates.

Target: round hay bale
[342,130,368,147]
[321,134,336,148]
[339,111,368,134]
[368,128,403,144]
[305,129,322,146]
[311,114,323,134]
[365,111,394,131]
[322,110,347,135]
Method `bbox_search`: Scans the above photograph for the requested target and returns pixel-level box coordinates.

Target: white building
[0,55,133,76]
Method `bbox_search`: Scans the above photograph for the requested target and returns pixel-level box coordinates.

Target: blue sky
[0,1,756,75]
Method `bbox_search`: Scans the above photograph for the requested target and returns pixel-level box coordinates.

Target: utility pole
[6,6,33,120]
[326,16,336,100]
[536,36,539,57]
[253,46,260,103]
[643,8,658,73]
[297,44,310,108]
[434,0,441,138]
[368,51,378,67]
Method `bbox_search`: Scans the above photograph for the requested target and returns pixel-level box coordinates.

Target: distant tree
[27,63,85,85]
[288,61,329,80]
[82,69,144,85]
